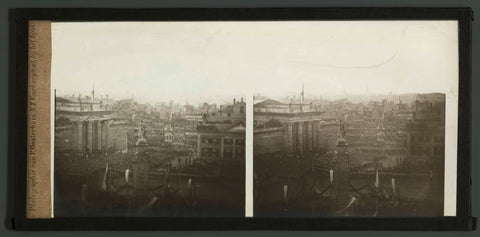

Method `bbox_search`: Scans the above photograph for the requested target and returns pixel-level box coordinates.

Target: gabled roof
[56,97,73,103]
[226,122,245,132]
[254,99,285,107]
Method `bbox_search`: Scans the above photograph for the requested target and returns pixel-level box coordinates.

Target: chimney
[241,97,244,103]
[233,98,236,105]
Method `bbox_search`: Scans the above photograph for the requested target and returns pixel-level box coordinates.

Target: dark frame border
[7,7,475,230]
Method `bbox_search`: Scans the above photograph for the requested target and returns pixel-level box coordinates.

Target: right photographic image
[253,21,458,217]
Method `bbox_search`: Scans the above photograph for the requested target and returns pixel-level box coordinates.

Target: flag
[391,178,396,195]
[336,197,356,214]
[140,196,158,212]
[125,169,130,183]
[101,163,109,191]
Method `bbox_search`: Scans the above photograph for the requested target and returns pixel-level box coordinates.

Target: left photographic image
[52,22,246,217]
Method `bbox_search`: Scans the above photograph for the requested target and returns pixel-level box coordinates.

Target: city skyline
[52,21,458,105]
[56,86,445,107]
[55,89,246,107]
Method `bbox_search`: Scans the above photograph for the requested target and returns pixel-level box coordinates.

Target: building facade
[406,94,446,164]
[254,99,339,155]
[196,123,246,160]
[69,119,114,152]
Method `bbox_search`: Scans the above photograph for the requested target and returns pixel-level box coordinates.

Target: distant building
[185,114,204,132]
[195,98,246,160]
[196,123,245,159]
[205,98,246,124]
[406,93,446,164]
[55,89,130,153]
[56,87,113,115]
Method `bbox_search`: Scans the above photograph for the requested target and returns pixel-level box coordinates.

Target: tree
[264,118,282,128]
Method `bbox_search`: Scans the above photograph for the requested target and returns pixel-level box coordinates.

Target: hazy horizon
[52,21,458,105]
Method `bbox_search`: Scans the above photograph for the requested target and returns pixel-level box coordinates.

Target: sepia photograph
[51,22,246,217]
[50,20,459,218]
[11,7,474,231]
[252,21,458,217]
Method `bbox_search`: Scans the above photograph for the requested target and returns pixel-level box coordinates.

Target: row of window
[200,147,244,158]
[201,137,245,145]
[410,135,444,143]
[409,145,444,156]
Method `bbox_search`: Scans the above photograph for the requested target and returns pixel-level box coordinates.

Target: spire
[301,82,305,104]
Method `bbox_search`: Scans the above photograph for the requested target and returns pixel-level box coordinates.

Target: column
[297,122,304,154]
[317,122,323,150]
[101,121,107,150]
[77,122,83,151]
[232,138,236,159]
[292,123,297,153]
[307,121,313,152]
[283,124,289,153]
[96,121,102,151]
[197,134,201,159]
[71,122,77,151]
[312,121,317,151]
[220,137,225,158]
[105,120,110,149]
[92,121,96,151]
[87,121,93,152]
[287,123,294,153]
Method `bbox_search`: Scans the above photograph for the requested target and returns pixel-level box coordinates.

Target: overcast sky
[51,21,458,104]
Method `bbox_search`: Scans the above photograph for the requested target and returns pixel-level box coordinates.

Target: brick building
[406,94,446,163]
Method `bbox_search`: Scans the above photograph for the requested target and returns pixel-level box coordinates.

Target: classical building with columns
[196,123,245,160]
[254,99,339,156]
[70,118,112,152]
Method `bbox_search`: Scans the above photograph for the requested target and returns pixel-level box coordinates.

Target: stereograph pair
[10,8,475,230]
[45,20,456,218]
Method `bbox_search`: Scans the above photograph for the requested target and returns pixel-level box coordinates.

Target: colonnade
[284,120,328,154]
[71,119,110,152]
